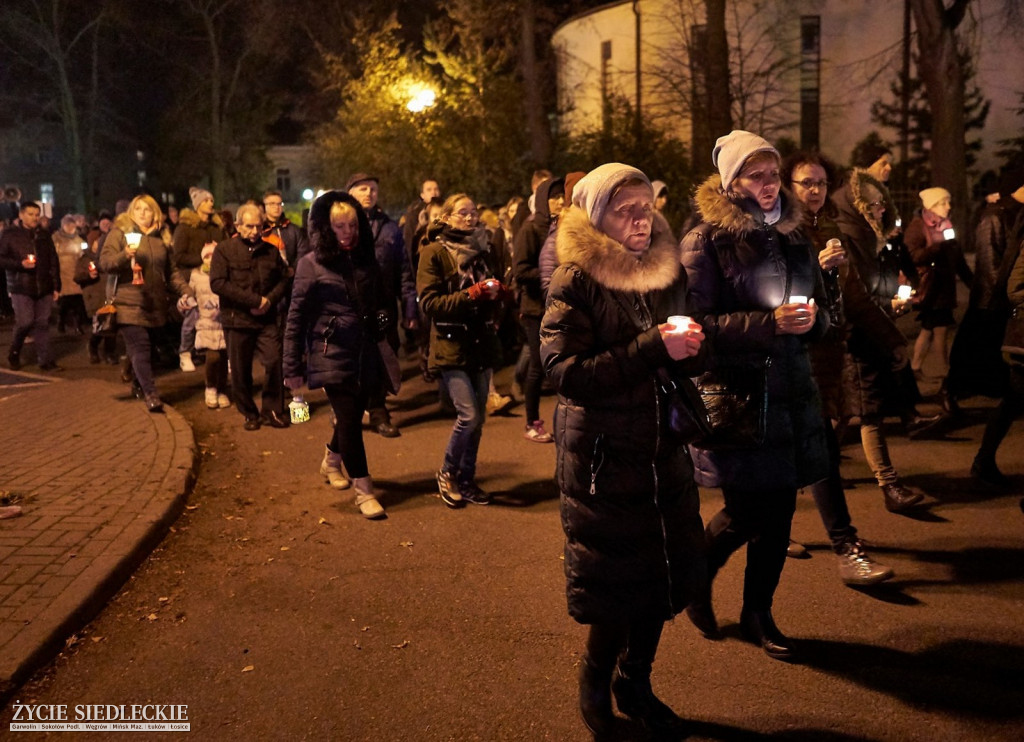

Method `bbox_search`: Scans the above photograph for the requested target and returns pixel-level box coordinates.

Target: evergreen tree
[870,51,989,192]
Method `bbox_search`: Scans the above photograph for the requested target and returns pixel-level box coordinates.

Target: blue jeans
[179,306,198,354]
[440,368,491,484]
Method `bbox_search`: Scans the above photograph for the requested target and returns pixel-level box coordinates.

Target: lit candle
[897,285,912,301]
[942,227,956,240]
[788,296,808,305]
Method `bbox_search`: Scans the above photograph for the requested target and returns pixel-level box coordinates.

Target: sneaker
[217,393,232,409]
[204,387,219,409]
[437,469,464,508]
[524,420,553,443]
[486,392,513,415]
[459,480,492,505]
[179,351,196,373]
[836,540,894,586]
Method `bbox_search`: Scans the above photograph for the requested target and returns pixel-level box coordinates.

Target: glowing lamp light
[301,188,314,201]
[406,85,437,113]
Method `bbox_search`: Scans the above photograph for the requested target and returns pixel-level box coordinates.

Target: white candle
[942,227,956,240]
[897,285,912,301]
[788,295,807,305]
[125,233,142,248]
[667,315,692,332]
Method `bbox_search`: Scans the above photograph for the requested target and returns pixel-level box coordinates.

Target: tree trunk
[703,0,732,170]
[518,0,551,167]
[909,0,970,235]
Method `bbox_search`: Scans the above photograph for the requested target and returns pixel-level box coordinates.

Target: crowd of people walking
[2,134,1023,739]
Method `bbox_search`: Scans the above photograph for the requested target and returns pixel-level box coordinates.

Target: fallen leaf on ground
[392,641,410,649]
[241,665,254,672]
[318,517,329,525]
[146,613,158,621]
[400,541,413,548]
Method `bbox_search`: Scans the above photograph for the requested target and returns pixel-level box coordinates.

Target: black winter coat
[417,225,504,373]
[172,209,227,273]
[681,176,829,490]
[831,170,918,417]
[514,178,560,317]
[541,206,708,625]
[0,225,60,297]
[209,236,290,329]
[283,250,385,392]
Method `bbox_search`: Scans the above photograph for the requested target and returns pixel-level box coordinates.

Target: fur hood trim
[178,207,225,230]
[113,212,172,246]
[692,174,804,237]
[555,206,679,293]
[842,168,898,244]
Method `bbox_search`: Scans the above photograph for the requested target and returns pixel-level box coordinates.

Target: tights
[324,385,370,479]
[584,618,665,677]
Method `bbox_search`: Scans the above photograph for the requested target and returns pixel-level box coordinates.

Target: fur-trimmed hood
[112,212,172,246]
[555,205,679,293]
[177,207,225,231]
[692,173,804,237]
[831,168,898,247]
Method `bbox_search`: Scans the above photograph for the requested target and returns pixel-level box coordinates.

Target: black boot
[611,667,687,737]
[578,656,616,739]
[939,379,961,416]
[881,481,924,513]
[739,608,796,661]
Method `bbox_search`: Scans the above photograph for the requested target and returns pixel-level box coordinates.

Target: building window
[601,40,612,133]
[276,168,291,194]
[40,183,54,204]
[799,15,821,151]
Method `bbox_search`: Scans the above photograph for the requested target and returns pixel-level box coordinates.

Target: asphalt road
[1,316,1023,741]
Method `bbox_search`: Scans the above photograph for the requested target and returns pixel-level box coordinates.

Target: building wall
[553,0,1022,176]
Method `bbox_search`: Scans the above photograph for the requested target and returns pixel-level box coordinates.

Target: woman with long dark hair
[283,191,388,519]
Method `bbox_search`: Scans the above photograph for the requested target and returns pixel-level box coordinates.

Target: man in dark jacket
[210,203,291,431]
[173,187,228,372]
[261,189,308,268]
[347,172,418,438]
[401,178,441,257]
[0,202,62,370]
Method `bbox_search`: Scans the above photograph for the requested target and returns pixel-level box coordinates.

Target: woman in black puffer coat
[680,131,829,663]
[283,191,388,520]
[541,163,708,738]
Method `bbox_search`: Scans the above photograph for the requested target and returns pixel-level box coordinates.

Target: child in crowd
[186,244,230,409]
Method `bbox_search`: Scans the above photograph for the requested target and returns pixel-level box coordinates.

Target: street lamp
[406,83,437,113]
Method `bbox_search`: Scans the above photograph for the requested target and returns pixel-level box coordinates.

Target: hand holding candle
[660,315,704,360]
[775,298,817,335]
[23,253,36,269]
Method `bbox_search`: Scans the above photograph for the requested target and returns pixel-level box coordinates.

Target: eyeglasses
[453,209,478,220]
[792,179,829,191]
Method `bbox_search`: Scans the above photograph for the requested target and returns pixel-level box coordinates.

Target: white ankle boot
[352,476,385,519]
[319,446,350,490]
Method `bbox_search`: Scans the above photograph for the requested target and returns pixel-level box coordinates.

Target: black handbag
[1002,305,1024,356]
[91,275,118,336]
[692,357,771,450]
[657,368,713,444]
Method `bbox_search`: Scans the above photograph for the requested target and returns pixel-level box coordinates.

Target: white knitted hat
[571,163,651,226]
[712,130,779,191]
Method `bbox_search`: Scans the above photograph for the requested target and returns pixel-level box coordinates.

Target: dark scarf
[439,224,490,289]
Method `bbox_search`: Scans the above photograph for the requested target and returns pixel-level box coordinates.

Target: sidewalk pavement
[0,376,197,702]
